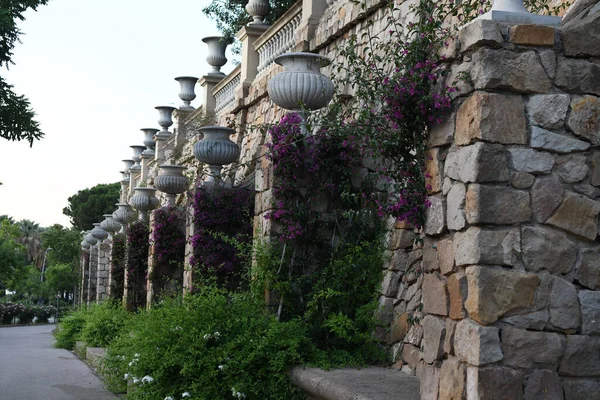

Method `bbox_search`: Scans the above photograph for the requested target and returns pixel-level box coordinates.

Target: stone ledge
[86,346,107,370]
[290,366,420,400]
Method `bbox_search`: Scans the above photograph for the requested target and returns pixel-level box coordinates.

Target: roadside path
[0,324,117,400]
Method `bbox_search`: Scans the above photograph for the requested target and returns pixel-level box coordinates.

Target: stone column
[298,0,328,46]
[235,24,269,100]
[87,245,98,306]
[199,75,223,116]
[146,212,156,309]
[80,253,89,307]
[412,15,600,399]
[183,194,196,297]
[96,241,111,303]
[141,153,152,185]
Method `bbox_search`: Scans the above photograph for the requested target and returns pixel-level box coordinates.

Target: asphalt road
[0,324,117,400]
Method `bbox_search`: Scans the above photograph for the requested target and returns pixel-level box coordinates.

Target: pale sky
[0,0,234,228]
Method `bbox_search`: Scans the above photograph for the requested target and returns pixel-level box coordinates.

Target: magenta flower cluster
[190,187,254,278]
[152,205,186,264]
[126,221,150,283]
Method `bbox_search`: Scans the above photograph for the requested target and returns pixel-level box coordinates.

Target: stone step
[290,366,420,400]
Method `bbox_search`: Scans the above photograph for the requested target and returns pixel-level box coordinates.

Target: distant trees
[0,0,49,146]
[62,182,120,231]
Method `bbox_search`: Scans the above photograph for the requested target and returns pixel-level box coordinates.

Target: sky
[0,0,235,228]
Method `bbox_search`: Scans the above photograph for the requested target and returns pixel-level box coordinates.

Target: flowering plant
[110,232,126,301]
[126,221,150,310]
[152,205,186,264]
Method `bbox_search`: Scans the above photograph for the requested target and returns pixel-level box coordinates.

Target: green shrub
[102,287,308,399]
[34,305,56,323]
[54,308,87,349]
[79,301,131,347]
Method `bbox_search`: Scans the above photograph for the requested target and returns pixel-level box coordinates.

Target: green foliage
[79,301,131,347]
[0,218,26,290]
[202,0,298,53]
[62,182,120,231]
[110,232,126,301]
[53,308,88,349]
[102,288,307,399]
[0,0,49,146]
[40,224,81,266]
[44,263,77,295]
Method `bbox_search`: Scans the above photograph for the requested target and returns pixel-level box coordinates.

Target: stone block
[471,48,552,93]
[539,49,556,79]
[443,319,457,355]
[466,366,523,400]
[509,24,555,46]
[559,335,600,376]
[380,271,401,297]
[454,226,520,267]
[459,19,502,52]
[447,272,467,320]
[590,151,600,188]
[388,312,410,344]
[388,229,416,250]
[547,191,600,240]
[422,273,448,316]
[555,154,589,184]
[437,238,455,275]
[454,318,503,366]
[526,94,570,130]
[503,310,549,331]
[531,176,564,223]
[548,277,581,332]
[420,364,440,400]
[447,182,466,231]
[567,95,600,145]
[455,92,527,145]
[509,148,555,174]
[465,184,532,225]
[402,344,421,367]
[524,370,563,400]
[522,226,577,275]
[576,248,600,290]
[501,326,565,369]
[376,296,394,326]
[579,290,600,335]
[389,250,409,272]
[562,378,600,400]
[425,195,446,236]
[562,6,600,57]
[428,112,455,148]
[511,172,535,189]
[422,315,446,364]
[444,143,509,183]
[465,266,540,325]
[426,148,442,194]
[404,323,424,347]
[532,127,590,154]
[555,58,600,96]
[438,357,465,400]
[423,238,439,273]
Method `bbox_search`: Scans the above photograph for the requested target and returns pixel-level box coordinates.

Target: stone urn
[84,232,98,246]
[130,145,146,172]
[122,159,135,174]
[141,128,159,156]
[100,214,122,236]
[113,203,137,229]
[90,223,108,243]
[175,76,198,111]
[193,126,240,185]
[120,171,129,184]
[154,164,189,205]
[202,36,228,76]
[155,106,176,136]
[130,187,160,222]
[246,0,270,25]
[268,52,335,111]
[81,240,90,252]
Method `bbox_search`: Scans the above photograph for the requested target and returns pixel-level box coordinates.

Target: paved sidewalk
[0,324,117,400]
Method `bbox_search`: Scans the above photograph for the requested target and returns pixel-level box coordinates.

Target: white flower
[203,333,211,340]
[134,353,140,357]
[172,325,182,331]
[182,393,191,398]
[141,375,154,384]
[128,361,135,367]
[164,397,174,400]
[123,373,129,380]
[132,377,139,384]
[213,331,220,338]
[231,388,246,399]
[218,365,224,370]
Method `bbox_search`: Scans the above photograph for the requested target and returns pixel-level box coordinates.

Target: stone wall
[87,245,98,306]
[96,241,110,302]
[413,6,600,398]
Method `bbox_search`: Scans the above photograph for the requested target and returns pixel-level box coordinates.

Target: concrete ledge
[74,341,87,360]
[86,347,107,369]
[290,366,420,400]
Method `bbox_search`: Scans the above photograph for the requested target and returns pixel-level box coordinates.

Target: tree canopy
[62,182,120,231]
[0,0,49,146]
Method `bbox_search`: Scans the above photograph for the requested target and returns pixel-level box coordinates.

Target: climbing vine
[126,221,149,311]
[110,232,126,301]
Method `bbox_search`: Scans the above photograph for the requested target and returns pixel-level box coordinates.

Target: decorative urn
[202,36,228,76]
[193,126,240,185]
[120,171,129,184]
[100,214,122,235]
[246,0,270,25]
[90,223,108,243]
[84,232,98,246]
[141,128,159,156]
[175,76,198,111]
[81,240,90,252]
[154,164,190,205]
[268,52,334,112]
[130,145,146,172]
[155,106,176,136]
[113,203,137,227]
[122,159,135,174]
[130,187,160,222]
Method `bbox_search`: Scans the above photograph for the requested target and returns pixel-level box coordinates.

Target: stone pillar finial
[246,0,270,25]
[476,0,561,26]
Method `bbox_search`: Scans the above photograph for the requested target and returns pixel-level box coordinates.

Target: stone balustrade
[213,66,241,114]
